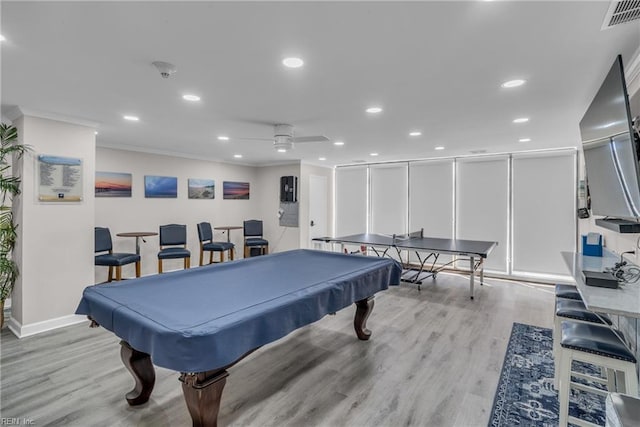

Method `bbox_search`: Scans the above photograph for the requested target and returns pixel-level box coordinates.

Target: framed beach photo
[223,181,250,200]
[95,171,132,197]
[144,175,178,198]
[188,178,215,199]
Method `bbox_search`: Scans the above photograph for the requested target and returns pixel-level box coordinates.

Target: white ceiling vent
[602,1,640,29]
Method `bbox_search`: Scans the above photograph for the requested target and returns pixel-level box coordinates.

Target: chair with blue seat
[157,224,191,273]
[94,227,140,282]
[197,222,235,265]
[553,298,613,389]
[555,283,582,301]
[243,220,269,258]
[558,321,638,427]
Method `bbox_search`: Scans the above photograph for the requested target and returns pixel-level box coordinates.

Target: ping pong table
[313,229,497,299]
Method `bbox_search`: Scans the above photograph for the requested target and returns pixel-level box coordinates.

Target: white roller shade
[512,151,576,277]
[456,156,509,272]
[335,166,368,237]
[409,160,454,265]
[409,159,454,238]
[370,163,408,235]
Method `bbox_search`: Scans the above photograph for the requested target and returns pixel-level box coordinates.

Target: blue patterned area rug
[488,322,606,427]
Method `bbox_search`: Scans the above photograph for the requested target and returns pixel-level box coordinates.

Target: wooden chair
[157,224,191,273]
[94,227,140,282]
[243,220,269,258]
[197,222,235,265]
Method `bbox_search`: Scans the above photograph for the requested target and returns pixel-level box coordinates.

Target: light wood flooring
[1,273,555,426]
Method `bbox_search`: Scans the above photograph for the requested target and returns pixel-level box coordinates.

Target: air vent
[602,1,640,29]
[470,149,487,154]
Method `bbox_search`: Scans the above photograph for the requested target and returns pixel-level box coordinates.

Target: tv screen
[579,55,640,219]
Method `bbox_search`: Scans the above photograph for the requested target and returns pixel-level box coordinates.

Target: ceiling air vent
[602,0,640,29]
[470,149,487,154]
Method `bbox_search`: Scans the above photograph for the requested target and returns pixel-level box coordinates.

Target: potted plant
[0,123,29,328]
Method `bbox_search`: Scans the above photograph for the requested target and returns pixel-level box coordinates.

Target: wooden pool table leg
[180,369,229,427]
[120,341,156,405]
[354,296,374,340]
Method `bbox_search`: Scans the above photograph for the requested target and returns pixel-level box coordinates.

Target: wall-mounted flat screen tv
[579,55,640,219]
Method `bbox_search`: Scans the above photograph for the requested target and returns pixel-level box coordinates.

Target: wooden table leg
[180,370,229,427]
[120,341,156,405]
[354,296,374,340]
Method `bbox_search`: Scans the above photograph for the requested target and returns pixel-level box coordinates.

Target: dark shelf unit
[595,218,640,233]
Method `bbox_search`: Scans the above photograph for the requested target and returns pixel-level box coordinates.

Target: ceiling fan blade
[233,137,273,142]
[291,135,330,143]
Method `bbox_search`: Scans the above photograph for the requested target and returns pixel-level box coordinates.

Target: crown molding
[2,106,99,128]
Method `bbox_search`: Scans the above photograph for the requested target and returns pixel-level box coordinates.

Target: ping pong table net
[391,229,424,244]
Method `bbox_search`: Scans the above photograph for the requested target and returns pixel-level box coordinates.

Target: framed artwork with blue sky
[145,175,178,198]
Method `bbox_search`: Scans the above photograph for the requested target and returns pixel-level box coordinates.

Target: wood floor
[1,273,554,426]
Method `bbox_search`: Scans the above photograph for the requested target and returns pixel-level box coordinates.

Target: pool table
[77,249,401,426]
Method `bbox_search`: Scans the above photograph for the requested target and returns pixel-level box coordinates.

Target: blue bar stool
[558,321,638,427]
[555,284,582,301]
[553,299,612,389]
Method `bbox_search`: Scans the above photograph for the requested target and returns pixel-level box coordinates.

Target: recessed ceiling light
[277,148,287,153]
[183,94,201,102]
[94,131,98,135]
[501,79,526,88]
[513,117,529,123]
[123,115,139,121]
[233,154,242,158]
[282,57,304,68]
[519,138,531,142]
[334,141,345,146]
[409,131,422,137]
[370,152,379,156]
[0,35,6,42]
[435,146,445,150]
[366,107,383,114]
[217,136,229,141]
[319,157,326,161]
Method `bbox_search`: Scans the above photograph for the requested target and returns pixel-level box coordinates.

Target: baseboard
[7,314,88,338]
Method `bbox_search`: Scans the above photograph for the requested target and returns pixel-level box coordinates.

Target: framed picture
[144,175,178,198]
[95,171,132,197]
[188,178,215,199]
[37,154,83,202]
[223,181,250,200]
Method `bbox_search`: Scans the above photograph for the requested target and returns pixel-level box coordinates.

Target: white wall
[95,147,259,279]
[254,163,301,253]
[12,113,95,333]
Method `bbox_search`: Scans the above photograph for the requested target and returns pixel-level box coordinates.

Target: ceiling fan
[238,124,329,152]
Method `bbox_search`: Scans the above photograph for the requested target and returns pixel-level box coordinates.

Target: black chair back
[95,227,113,253]
[244,220,263,238]
[197,222,213,242]
[160,224,187,246]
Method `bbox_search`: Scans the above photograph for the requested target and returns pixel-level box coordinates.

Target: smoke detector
[152,61,177,78]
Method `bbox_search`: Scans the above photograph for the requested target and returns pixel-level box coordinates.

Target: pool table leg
[354,296,374,340]
[180,369,229,427]
[120,341,156,405]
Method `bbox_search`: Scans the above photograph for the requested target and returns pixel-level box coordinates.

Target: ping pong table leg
[469,256,475,300]
[479,258,484,286]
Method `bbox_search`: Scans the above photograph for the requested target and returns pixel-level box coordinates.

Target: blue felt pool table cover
[77,249,401,373]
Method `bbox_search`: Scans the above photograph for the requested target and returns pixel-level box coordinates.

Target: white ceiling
[2,1,639,167]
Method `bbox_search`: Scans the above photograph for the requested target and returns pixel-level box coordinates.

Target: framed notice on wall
[37,154,83,202]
